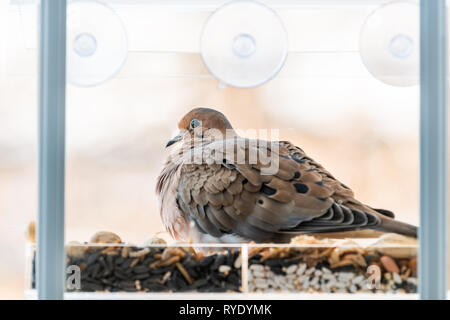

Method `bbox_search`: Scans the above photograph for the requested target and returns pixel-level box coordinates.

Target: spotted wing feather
[176,139,414,242]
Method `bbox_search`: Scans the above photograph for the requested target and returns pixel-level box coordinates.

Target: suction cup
[200,0,288,88]
[67,1,128,87]
[359,1,419,87]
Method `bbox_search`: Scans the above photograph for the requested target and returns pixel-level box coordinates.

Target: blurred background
[0,0,432,298]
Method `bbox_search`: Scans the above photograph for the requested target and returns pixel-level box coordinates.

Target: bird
[156,107,417,243]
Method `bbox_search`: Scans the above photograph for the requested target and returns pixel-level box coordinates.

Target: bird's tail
[373,216,417,238]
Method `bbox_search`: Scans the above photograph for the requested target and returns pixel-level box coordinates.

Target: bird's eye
[190,118,202,129]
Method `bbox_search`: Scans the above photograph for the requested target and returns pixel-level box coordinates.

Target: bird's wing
[176,138,394,242]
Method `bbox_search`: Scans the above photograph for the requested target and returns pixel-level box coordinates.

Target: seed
[175,262,194,285]
[86,252,101,266]
[129,258,140,268]
[250,264,264,272]
[129,248,151,258]
[409,257,417,277]
[233,256,242,269]
[297,264,307,275]
[393,272,402,285]
[255,278,268,289]
[143,237,166,246]
[253,270,265,278]
[199,255,215,267]
[132,265,149,274]
[352,275,365,285]
[160,271,171,284]
[121,247,130,258]
[190,278,207,289]
[321,267,331,274]
[285,265,298,274]
[135,280,141,291]
[305,267,315,275]
[163,255,181,266]
[218,265,231,274]
[161,248,186,260]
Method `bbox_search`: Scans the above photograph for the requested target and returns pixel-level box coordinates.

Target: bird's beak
[166,132,183,148]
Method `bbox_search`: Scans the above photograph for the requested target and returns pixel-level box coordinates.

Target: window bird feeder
[34,0,447,300]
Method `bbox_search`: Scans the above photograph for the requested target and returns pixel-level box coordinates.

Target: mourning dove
[156,108,417,243]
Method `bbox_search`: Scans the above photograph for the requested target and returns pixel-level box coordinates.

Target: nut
[26,221,36,243]
[66,241,86,258]
[90,231,122,244]
[380,255,400,273]
[373,233,417,259]
[143,237,167,246]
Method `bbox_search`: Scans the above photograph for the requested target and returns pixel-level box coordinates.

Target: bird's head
[166,107,235,148]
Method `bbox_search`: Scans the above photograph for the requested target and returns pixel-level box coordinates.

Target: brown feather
[157,108,418,242]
